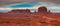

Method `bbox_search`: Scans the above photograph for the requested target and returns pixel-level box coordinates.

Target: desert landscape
[0,6,60,26]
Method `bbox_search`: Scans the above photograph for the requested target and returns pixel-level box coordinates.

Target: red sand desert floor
[0,12,60,26]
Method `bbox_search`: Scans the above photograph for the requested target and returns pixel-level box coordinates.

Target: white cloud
[0,8,12,11]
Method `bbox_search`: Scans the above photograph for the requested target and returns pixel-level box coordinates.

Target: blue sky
[7,2,41,8]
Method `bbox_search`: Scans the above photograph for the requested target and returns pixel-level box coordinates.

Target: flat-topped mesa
[8,9,30,14]
[38,6,47,13]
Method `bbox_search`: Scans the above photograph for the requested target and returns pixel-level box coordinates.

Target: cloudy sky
[0,0,60,6]
[0,0,60,8]
[0,0,60,13]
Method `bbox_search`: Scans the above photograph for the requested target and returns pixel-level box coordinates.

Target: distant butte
[8,9,30,14]
[38,6,47,13]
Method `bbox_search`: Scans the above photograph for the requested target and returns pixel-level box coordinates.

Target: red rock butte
[8,9,30,14]
[0,6,60,26]
[38,6,47,13]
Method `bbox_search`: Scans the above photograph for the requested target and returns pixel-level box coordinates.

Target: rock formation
[8,9,30,14]
[38,6,47,13]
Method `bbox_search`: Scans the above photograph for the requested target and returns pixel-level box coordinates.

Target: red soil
[0,12,60,26]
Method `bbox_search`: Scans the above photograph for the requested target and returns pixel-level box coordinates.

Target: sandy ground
[0,12,60,26]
